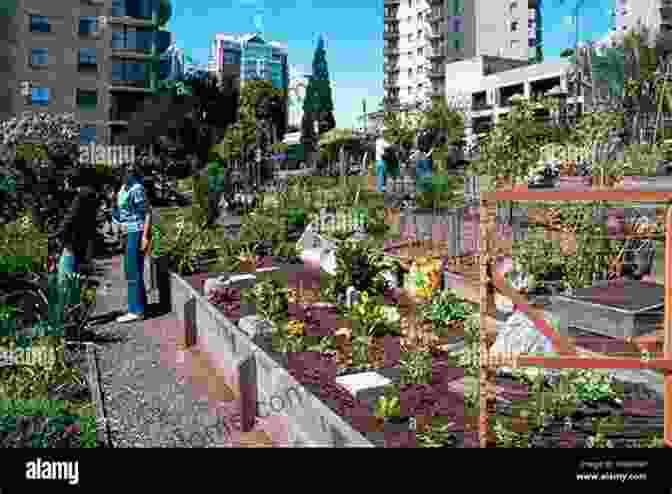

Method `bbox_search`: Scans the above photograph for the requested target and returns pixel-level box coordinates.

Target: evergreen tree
[303,35,336,134]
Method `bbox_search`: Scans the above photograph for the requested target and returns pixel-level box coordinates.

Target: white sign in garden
[79,144,135,166]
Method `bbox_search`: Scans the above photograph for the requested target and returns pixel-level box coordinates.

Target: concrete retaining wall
[169,272,375,447]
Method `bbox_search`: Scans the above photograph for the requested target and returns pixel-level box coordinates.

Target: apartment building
[208,32,289,92]
[288,66,311,130]
[451,56,581,148]
[384,0,543,108]
[0,0,172,147]
[613,0,672,35]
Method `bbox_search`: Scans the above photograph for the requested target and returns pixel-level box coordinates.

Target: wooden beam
[665,206,672,447]
[517,355,672,371]
[484,189,672,202]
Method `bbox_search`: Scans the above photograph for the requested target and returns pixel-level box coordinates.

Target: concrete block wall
[169,272,375,447]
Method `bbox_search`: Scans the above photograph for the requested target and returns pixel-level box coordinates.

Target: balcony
[384,44,399,56]
[384,30,400,39]
[384,62,399,73]
[425,27,443,39]
[471,101,493,112]
[428,65,445,78]
[427,44,444,58]
[384,11,398,21]
[661,6,672,21]
[427,8,443,22]
[109,79,153,91]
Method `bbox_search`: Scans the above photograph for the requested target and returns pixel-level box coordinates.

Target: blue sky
[167,0,613,129]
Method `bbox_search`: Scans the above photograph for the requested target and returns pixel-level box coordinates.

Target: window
[112,61,147,82]
[79,48,97,69]
[80,126,97,145]
[417,47,423,56]
[529,38,536,47]
[76,89,97,109]
[111,31,128,49]
[510,39,520,49]
[510,21,519,31]
[30,48,48,67]
[408,67,413,77]
[417,29,422,40]
[30,86,49,105]
[79,16,97,35]
[454,38,461,50]
[111,0,126,17]
[452,0,462,16]
[509,1,518,13]
[223,52,237,64]
[29,15,50,33]
[408,0,412,7]
[408,33,414,42]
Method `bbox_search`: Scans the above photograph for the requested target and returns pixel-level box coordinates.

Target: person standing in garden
[112,162,152,323]
[414,130,434,195]
[57,166,104,282]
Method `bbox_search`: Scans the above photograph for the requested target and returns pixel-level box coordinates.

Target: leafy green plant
[241,278,289,326]
[324,240,391,302]
[400,347,433,385]
[559,368,621,404]
[416,419,456,448]
[374,388,402,419]
[492,419,531,448]
[349,292,400,338]
[585,418,615,448]
[418,289,473,336]
[455,313,480,376]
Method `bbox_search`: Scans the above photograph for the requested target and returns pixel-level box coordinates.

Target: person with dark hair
[57,166,103,282]
[112,162,152,323]
[414,130,434,194]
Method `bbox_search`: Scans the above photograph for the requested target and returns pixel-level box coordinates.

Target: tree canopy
[303,35,336,134]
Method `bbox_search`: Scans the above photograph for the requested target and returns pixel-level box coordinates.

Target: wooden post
[183,297,197,349]
[665,206,672,448]
[479,198,497,448]
[238,355,257,433]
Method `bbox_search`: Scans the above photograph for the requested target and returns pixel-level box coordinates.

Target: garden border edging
[169,272,375,447]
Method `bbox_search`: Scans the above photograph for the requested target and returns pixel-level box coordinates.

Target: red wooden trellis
[478,188,672,448]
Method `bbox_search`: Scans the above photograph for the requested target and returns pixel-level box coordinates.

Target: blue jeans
[416,159,433,194]
[58,252,79,283]
[125,230,146,315]
[375,160,386,192]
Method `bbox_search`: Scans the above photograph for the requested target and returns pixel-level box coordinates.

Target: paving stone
[335,371,393,408]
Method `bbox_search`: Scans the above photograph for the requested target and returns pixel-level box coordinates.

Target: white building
[288,67,311,130]
[443,56,581,146]
[384,0,543,107]
[613,0,671,35]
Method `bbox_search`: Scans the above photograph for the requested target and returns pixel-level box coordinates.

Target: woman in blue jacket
[112,163,152,323]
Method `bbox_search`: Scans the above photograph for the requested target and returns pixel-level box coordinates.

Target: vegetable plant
[241,278,289,326]
[400,347,433,385]
[350,292,400,338]
[417,289,473,336]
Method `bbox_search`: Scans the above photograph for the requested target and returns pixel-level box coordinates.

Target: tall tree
[303,35,336,134]
[123,72,239,170]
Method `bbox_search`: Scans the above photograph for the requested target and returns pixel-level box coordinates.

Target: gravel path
[87,254,269,447]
